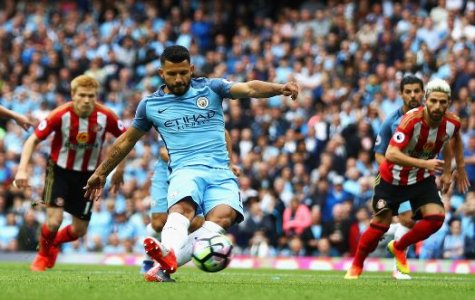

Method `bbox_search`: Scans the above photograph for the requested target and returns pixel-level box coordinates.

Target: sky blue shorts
[398,200,412,214]
[167,165,243,223]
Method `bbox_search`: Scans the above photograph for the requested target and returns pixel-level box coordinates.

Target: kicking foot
[143,237,177,273]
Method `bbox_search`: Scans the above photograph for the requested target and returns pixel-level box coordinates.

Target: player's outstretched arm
[229,81,299,100]
[0,106,33,131]
[84,127,145,201]
[14,134,41,189]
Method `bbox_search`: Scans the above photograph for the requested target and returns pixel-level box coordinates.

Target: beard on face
[167,82,190,96]
[429,110,443,121]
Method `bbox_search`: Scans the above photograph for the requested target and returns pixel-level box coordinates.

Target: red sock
[352,222,389,268]
[53,225,79,246]
[39,224,57,256]
[394,214,445,251]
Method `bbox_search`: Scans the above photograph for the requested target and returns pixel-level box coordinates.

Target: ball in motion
[191,234,233,272]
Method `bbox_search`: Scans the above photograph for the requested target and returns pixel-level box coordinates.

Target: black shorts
[43,160,94,221]
[372,175,442,220]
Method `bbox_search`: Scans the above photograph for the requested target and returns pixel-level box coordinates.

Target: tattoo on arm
[98,137,135,176]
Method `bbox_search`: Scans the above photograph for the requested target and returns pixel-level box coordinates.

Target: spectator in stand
[442,217,466,259]
[0,212,19,251]
[463,133,475,190]
[16,209,40,251]
[459,192,475,258]
[300,205,323,256]
[282,195,312,237]
[323,203,351,257]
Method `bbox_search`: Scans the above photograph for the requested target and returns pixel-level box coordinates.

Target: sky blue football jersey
[374,107,404,154]
[132,77,234,171]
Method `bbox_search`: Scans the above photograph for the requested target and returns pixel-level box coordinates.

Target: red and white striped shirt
[380,107,460,186]
[35,103,126,172]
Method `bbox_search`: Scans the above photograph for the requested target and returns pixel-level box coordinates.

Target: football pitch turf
[0,262,474,300]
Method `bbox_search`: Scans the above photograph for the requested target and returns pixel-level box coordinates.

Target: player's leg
[144,168,201,273]
[50,169,94,268]
[345,210,392,279]
[392,202,414,280]
[144,213,205,282]
[141,213,167,274]
[173,168,243,267]
[31,206,64,271]
[49,215,89,269]
[31,162,66,271]
[393,203,445,251]
[388,177,445,275]
[345,176,395,279]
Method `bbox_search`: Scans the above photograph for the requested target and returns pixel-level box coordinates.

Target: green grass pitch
[0,262,474,300]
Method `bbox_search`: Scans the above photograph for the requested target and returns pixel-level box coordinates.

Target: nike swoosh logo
[158,107,169,113]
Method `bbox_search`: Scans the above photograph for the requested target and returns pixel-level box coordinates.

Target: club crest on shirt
[196,97,209,109]
[376,199,387,209]
[55,197,65,207]
[76,132,89,144]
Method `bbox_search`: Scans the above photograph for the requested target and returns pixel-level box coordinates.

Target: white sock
[393,223,410,272]
[161,212,190,256]
[394,224,410,241]
[176,221,225,267]
[145,223,161,261]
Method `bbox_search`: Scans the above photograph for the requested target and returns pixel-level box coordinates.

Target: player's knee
[399,211,415,228]
[190,216,205,232]
[46,220,62,232]
[72,226,88,237]
[151,214,168,232]
[169,197,196,219]
[205,205,237,230]
[372,210,393,226]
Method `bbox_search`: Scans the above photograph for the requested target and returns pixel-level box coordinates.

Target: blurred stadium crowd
[0,0,474,260]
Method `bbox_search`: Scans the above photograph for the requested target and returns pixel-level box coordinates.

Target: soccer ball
[191,234,233,272]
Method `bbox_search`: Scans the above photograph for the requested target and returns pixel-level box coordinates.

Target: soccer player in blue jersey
[85,45,298,281]
[141,131,240,275]
[373,75,424,280]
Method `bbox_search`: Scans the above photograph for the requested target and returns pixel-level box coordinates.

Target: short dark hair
[400,75,424,92]
[160,45,190,65]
